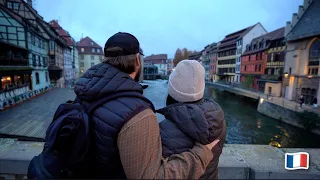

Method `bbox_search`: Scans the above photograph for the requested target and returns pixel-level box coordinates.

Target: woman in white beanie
[157,60,226,179]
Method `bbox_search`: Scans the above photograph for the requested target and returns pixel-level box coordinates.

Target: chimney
[303,0,312,9]
[291,13,299,28]
[298,6,304,17]
[285,21,292,37]
[27,0,32,7]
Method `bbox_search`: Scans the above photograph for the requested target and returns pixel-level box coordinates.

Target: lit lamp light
[308,75,312,79]
[6,77,11,81]
[284,72,289,78]
[259,98,264,104]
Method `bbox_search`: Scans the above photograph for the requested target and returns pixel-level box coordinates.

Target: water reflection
[257,119,262,129]
[204,86,320,148]
[144,81,320,148]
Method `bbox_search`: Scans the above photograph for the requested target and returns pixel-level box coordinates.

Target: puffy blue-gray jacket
[157,99,226,179]
[74,63,154,179]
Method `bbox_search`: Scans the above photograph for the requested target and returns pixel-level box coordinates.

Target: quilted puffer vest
[74,63,155,178]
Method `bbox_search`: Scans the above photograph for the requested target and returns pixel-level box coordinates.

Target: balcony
[259,74,282,81]
[217,55,237,61]
[266,61,284,67]
[0,57,29,66]
[0,42,29,67]
[217,67,235,75]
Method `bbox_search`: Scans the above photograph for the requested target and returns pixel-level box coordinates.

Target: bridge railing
[1,138,319,179]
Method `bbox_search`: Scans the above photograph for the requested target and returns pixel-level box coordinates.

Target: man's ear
[135,53,141,68]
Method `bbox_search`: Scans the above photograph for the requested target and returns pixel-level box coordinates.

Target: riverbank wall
[0,138,319,179]
[257,99,320,135]
[206,82,320,136]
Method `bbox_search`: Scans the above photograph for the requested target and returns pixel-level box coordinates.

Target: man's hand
[205,139,220,150]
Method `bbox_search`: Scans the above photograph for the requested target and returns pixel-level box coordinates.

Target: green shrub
[296,111,320,131]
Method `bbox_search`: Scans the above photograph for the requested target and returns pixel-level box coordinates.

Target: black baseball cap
[104,32,144,57]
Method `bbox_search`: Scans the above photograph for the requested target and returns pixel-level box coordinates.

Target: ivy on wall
[243,75,254,88]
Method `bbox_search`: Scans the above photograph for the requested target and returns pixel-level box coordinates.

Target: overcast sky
[34,0,303,58]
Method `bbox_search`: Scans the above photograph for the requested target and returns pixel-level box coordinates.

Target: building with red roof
[76,36,103,75]
[216,23,267,83]
[49,20,79,86]
[241,27,285,91]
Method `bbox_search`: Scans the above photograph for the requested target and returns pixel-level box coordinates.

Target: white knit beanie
[168,60,205,102]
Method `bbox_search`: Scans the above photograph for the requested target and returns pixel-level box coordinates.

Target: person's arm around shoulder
[118,109,219,179]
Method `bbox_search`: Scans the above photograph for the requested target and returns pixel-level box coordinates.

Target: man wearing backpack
[47,32,219,179]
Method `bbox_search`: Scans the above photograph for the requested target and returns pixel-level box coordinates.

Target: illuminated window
[14,75,22,85]
[1,76,12,89]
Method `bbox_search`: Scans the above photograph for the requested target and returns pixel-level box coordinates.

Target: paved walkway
[0,88,76,139]
[0,80,168,139]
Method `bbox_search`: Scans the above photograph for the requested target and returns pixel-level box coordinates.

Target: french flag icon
[285,152,309,170]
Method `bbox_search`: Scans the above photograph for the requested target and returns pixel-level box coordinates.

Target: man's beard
[134,66,142,82]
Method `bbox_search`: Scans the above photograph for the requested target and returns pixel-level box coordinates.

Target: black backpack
[27,92,134,179]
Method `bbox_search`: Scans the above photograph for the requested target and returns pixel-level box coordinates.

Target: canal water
[143,80,320,148]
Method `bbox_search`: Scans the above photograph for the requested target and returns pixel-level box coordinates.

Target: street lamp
[308,75,313,79]
[284,72,289,78]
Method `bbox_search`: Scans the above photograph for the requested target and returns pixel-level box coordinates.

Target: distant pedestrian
[298,95,305,108]
[157,60,226,179]
[312,97,318,109]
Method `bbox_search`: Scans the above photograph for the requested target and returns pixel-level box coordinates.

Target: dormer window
[7,1,19,10]
[90,41,94,46]
[7,2,12,9]
[254,44,257,50]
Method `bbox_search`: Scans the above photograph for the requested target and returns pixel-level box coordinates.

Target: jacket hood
[74,63,143,102]
[157,99,224,144]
